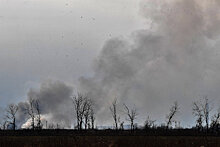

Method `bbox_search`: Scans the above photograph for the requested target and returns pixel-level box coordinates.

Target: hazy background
[0,0,144,103]
[1,0,220,128]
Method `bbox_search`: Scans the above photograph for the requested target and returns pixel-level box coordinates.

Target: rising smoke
[17,80,73,128]
[78,0,220,126]
[17,0,220,128]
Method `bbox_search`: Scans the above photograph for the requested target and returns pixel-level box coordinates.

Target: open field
[1,135,220,147]
[0,130,220,147]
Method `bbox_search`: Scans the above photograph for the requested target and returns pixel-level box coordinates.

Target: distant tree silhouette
[5,104,18,130]
[210,108,220,133]
[110,98,120,130]
[144,116,156,130]
[35,100,42,129]
[192,97,212,131]
[90,105,95,129]
[202,97,212,131]
[2,91,220,134]
[45,120,48,129]
[192,100,204,131]
[72,93,93,130]
[1,120,9,130]
[24,98,37,130]
[120,121,124,130]
[84,99,92,130]
[72,93,84,130]
[48,123,55,129]
[123,104,138,130]
[166,101,179,129]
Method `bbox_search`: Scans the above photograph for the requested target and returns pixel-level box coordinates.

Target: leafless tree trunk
[72,93,90,130]
[72,93,83,130]
[202,97,212,131]
[120,121,124,130]
[25,98,36,130]
[84,99,92,130]
[35,100,42,129]
[110,99,119,130]
[193,97,212,132]
[144,116,156,130]
[123,104,138,130]
[90,107,95,129]
[5,104,18,130]
[45,120,48,129]
[48,123,55,129]
[166,101,179,129]
[210,108,220,132]
[192,101,203,130]
[1,121,9,130]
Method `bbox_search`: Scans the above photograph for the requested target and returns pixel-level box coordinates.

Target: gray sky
[1,0,220,128]
[0,0,144,104]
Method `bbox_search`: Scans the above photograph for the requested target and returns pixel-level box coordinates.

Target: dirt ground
[0,136,220,147]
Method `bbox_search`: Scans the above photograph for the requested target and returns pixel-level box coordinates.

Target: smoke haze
[2,0,220,128]
[78,0,220,126]
[16,81,73,128]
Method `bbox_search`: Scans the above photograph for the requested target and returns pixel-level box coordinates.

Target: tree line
[1,94,220,133]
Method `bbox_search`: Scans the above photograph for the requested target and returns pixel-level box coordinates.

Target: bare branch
[5,104,18,130]
[123,104,138,130]
[109,98,119,130]
[72,93,95,130]
[166,101,179,129]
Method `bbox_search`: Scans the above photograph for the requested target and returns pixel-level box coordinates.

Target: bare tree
[120,121,124,130]
[210,108,220,132]
[45,120,48,129]
[72,93,89,130]
[166,101,179,129]
[90,106,95,129]
[192,102,203,129]
[192,97,212,131]
[84,99,92,130]
[202,97,212,131]
[25,98,36,130]
[109,99,120,130]
[48,123,55,129]
[72,93,83,130]
[1,120,9,130]
[5,104,18,130]
[144,116,156,130]
[123,104,138,130]
[192,101,204,130]
[35,100,42,129]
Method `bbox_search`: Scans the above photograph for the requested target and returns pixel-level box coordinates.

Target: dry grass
[0,136,220,147]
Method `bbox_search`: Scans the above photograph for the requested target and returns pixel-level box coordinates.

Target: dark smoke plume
[78,0,220,126]
[15,0,220,127]
[17,80,73,128]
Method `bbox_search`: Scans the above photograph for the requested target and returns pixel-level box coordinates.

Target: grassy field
[0,136,220,147]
